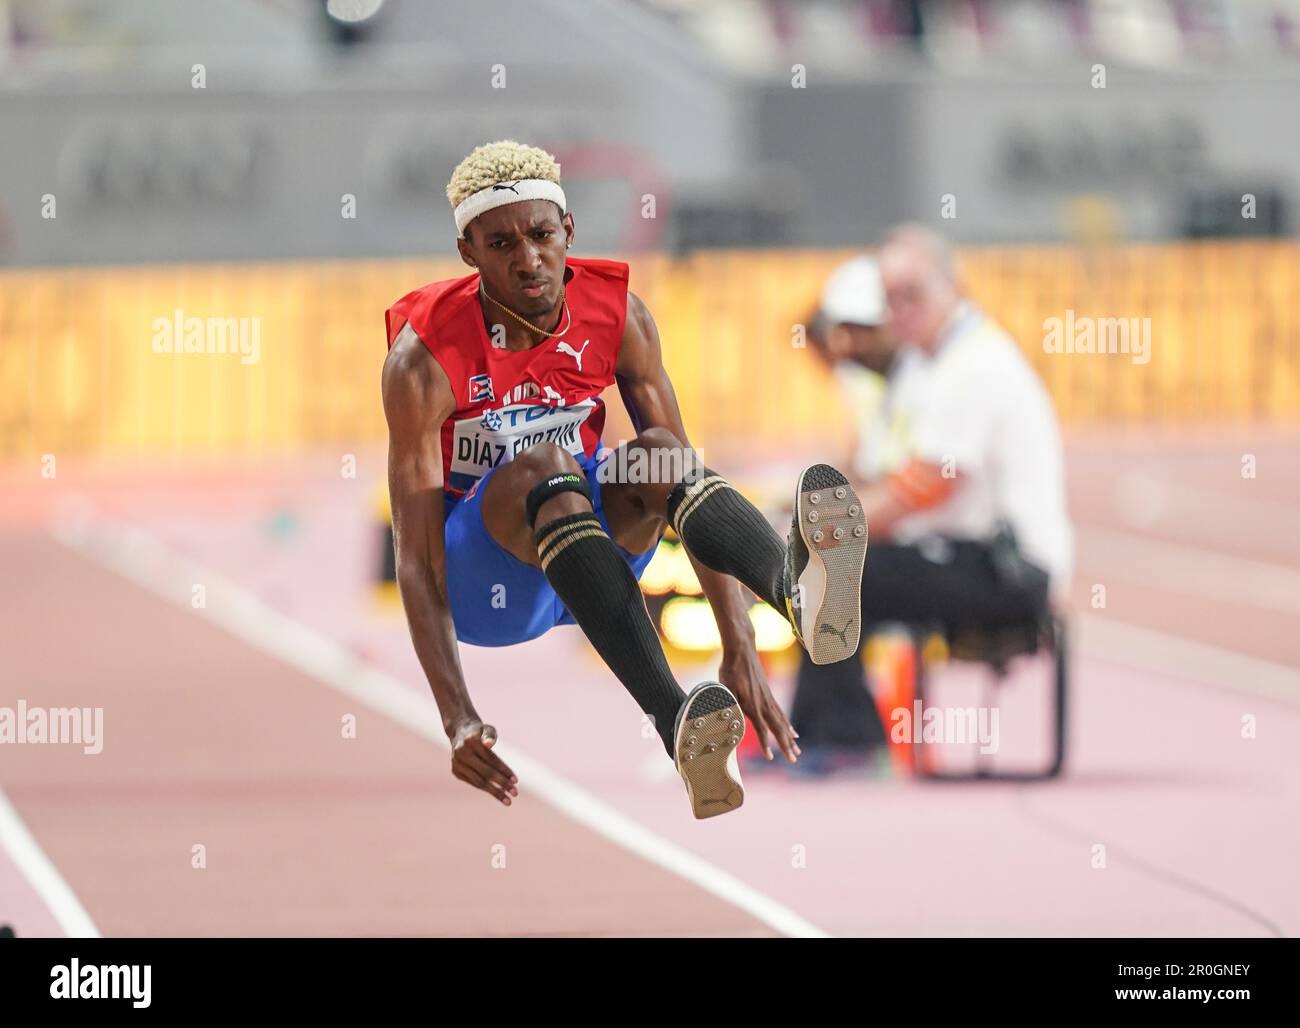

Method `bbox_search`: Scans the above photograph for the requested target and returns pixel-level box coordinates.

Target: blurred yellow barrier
[2,241,1298,459]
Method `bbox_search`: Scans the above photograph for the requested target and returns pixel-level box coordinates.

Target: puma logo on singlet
[820,618,854,645]
[556,339,590,371]
[492,181,520,194]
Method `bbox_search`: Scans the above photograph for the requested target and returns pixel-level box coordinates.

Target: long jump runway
[0,531,780,937]
[2,431,1299,937]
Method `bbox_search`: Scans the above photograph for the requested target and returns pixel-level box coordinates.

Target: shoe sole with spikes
[787,464,868,665]
[673,682,746,820]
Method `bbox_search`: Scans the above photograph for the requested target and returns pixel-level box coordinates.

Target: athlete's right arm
[382,323,518,807]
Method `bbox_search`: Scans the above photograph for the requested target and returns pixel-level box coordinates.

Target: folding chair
[910,611,1068,780]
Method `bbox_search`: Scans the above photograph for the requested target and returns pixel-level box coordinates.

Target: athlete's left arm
[615,292,795,762]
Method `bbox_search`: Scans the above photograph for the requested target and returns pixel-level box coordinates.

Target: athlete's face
[458,200,575,318]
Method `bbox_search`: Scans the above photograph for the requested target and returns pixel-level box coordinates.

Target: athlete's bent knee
[628,427,702,490]
[512,441,582,480]
[525,468,593,529]
[635,426,684,453]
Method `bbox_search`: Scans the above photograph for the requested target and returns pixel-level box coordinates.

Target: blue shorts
[443,452,662,647]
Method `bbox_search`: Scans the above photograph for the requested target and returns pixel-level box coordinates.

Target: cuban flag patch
[467,374,494,404]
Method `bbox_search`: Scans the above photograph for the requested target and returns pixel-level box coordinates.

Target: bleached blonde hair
[445,140,562,208]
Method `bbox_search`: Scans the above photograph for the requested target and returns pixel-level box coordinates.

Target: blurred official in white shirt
[874,225,1073,596]
[791,227,1073,758]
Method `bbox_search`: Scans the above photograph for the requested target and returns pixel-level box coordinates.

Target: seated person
[791,226,1074,750]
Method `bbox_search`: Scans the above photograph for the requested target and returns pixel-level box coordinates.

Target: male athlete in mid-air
[382,141,867,819]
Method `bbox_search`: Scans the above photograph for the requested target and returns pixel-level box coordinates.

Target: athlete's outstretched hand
[449,719,519,806]
[718,647,801,763]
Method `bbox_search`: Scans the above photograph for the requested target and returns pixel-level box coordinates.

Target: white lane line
[0,787,101,938]
[1079,615,1300,707]
[1077,526,1300,617]
[52,519,829,940]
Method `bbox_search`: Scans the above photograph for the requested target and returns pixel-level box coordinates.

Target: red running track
[2,429,1298,936]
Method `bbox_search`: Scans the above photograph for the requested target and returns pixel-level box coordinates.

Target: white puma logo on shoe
[556,339,590,370]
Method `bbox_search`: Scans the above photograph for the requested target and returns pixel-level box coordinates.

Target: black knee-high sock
[535,512,685,756]
[667,468,787,614]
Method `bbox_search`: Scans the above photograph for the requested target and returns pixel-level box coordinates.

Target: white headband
[454,178,567,237]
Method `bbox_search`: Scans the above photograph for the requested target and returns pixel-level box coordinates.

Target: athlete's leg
[593,428,681,554]
[479,443,686,755]
[599,428,783,603]
[599,428,867,665]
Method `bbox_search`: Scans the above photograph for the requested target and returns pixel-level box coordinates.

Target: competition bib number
[450,400,595,480]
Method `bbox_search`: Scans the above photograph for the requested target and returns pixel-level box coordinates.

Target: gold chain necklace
[480,283,571,340]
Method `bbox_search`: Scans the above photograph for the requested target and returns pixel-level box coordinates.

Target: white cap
[819,255,885,327]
